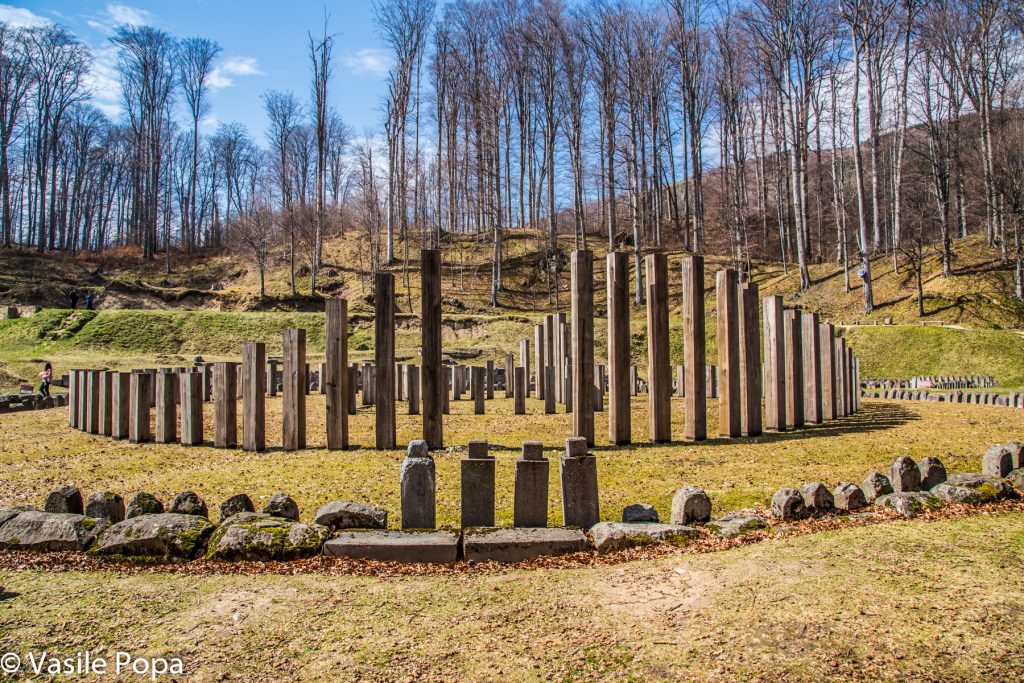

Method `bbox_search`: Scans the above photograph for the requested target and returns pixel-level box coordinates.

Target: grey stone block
[461,456,495,528]
[982,445,1013,478]
[323,530,459,563]
[462,527,588,562]
[889,456,921,492]
[622,503,659,523]
[514,456,549,528]
[670,487,711,525]
[559,454,599,529]
[918,456,947,490]
[589,522,696,552]
[401,441,436,529]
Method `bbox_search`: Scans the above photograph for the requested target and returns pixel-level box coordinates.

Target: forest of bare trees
[1,0,1023,311]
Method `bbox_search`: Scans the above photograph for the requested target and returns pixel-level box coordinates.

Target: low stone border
[864,388,1023,408]
[0,393,67,414]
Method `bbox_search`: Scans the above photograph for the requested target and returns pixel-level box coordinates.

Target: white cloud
[84,44,123,119]
[208,56,263,90]
[0,4,50,27]
[87,3,153,34]
[200,114,219,131]
[342,48,392,77]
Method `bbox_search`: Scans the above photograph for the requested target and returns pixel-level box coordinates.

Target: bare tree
[179,37,221,255]
[263,90,302,294]
[309,16,334,295]
[0,23,33,247]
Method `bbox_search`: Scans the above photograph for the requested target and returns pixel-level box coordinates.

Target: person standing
[68,290,78,309]
[38,362,52,397]
[84,291,94,310]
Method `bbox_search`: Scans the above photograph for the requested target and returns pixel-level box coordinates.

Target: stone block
[559,452,599,529]
[670,487,711,525]
[401,440,436,529]
[589,522,696,552]
[462,527,588,562]
[323,530,459,563]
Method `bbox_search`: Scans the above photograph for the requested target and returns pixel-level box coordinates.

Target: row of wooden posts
[66,249,861,451]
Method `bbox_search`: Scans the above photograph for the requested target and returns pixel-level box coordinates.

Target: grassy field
[1,511,1023,681]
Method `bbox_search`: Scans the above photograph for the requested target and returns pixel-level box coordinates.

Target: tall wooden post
[375,272,396,449]
[762,296,786,431]
[571,249,595,445]
[554,312,566,403]
[180,371,203,445]
[519,339,531,398]
[739,282,762,437]
[802,312,822,423]
[645,253,670,442]
[534,324,545,400]
[504,353,514,398]
[682,255,707,441]
[717,269,741,437]
[213,362,237,448]
[155,371,177,443]
[514,368,526,415]
[326,298,349,449]
[486,359,494,399]
[111,372,131,440]
[408,365,420,415]
[98,370,113,436]
[68,368,79,428]
[283,328,307,450]
[242,342,266,452]
[129,371,152,443]
[544,314,556,401]
[473,366,486,414]
[266,359,278,397]
[784,309,804,428]
[820,323,836,421]
[85,370,100,434]
[607,251,631,445]
[421,249,443,449]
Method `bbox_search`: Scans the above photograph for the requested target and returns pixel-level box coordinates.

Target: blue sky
[7,1,392,140]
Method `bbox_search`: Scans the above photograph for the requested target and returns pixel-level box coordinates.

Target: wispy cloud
[86,3,153,34]
[207,56,263,90]
[0,4,50,27]
[85,43,123,118]
[342,48,392,77]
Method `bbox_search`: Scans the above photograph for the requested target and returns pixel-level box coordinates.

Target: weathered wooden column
[608,253,630,447]
[266,359,278,397]
[155,370,178,443]
[408,365,420,415]
[555,313,567,403]
[784,309,804,428]
[442,367,451,414]
[201,364,213,402]
[453,366,463,401]
[242,342,266,452]
[85,370,101,434]
[180,370,204,446]
[682,255,707,441]
[834,338,846,418]
[519,339,531,398]
[504,353,514,399]
[111,372,131,440]
[802,312,822,423]
[374,272,396,450]
[738,282,762,437]
[68,368,79,428]
[645,253,670,442]
[98,370,114,437]
[213,361,237,448]
[129,371,152,443]
[77,369,89,429]
[473,366,486,415]
[325,298,349,450]
[854,357,861,412]
[717,269,741,438]
[421,249,443,449]
[545,367,556,414]
[534,324,545,400]
[514,367,526,415]
[560,319,571,403]
[347,365,357,415]
[486,359,494,399]
[283,328,307,450]
[571,249,595,446]
[819,322,836,421]
[544,314,556,401]
[762,295,786,431]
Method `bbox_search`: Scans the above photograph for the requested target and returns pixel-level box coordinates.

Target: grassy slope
[2,512,1023,681]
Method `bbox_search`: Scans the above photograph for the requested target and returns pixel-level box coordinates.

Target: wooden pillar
[739,282,762,437]
[820,322,836,421]
[85,370,100,434]
[519,339,531,398]
[606,253,630,446]
[98,370,114,437]
[473,366,485,414]
[242,342,266,452]
[348,365,357,415]
[834,338,846,418]
[129,371,152,443]
[534,324,545,400]
[68,368,78,428]
[266,360,278,397]
[180,371,203,445]
[514,367,526,415]
[802,312,822,423]
[408,365,420,415]
[421,249,443,449]
[486,359,494,400]
[283,328,307,450]
[544,314,556,402]
[784,309,804,428]
[504,353,514,398]
[676,365,685,397]
[442,367,451,414]
[545,367,556,414]
[375,272,396,450]
[111,372,131,440]
[645,253,670,442]
[716,269,741,438]
[213,362,237,448]
[682,255,707,441]
[762,295,786,431]
[571,249,595,445]
[326,298,349,450]
[155,371,177,443]
[559,318,570,403]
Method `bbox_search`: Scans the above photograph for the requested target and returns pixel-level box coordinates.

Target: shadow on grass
[592,401,919,453]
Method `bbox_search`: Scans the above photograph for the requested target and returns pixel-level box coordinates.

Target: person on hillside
[68,289,78,309]
[84,291,94,310]
[38,362,52,397]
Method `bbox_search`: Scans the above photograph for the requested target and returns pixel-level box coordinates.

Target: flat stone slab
[589,522,696,552]
[707,514,769,538]
[463,527,589,562]
[323,530,459,564]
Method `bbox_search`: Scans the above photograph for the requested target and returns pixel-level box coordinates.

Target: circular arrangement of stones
[0,439,1020,564]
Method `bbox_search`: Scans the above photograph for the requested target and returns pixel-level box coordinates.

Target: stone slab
[323,530,459,564]
[461,527,588,563]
